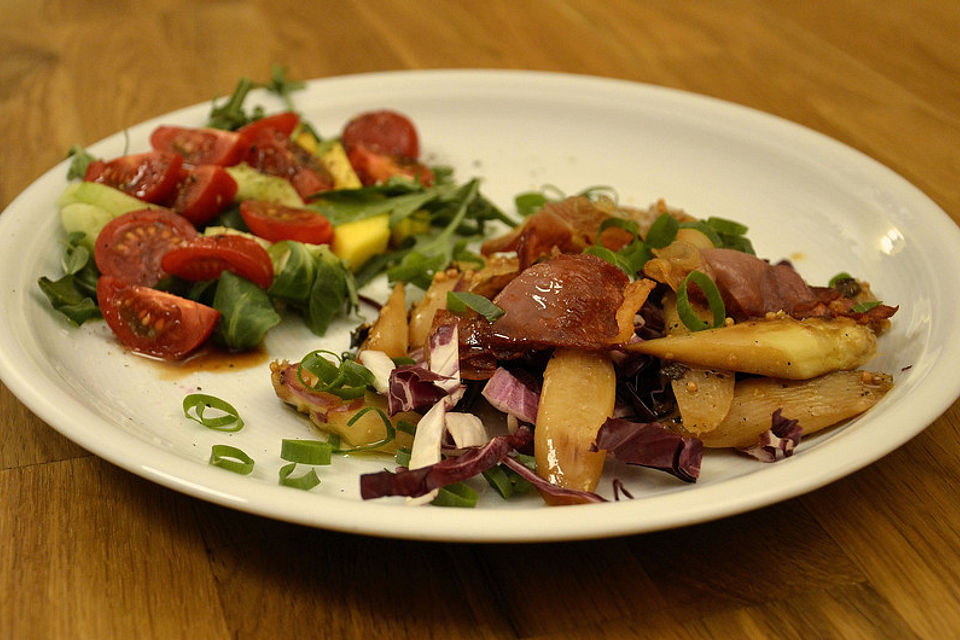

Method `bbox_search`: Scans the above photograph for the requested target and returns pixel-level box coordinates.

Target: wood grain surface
[2,1,959,638]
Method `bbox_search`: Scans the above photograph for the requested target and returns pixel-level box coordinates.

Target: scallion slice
[482,465,515,499]
[598,217,640,239]
[446,291,505,322]
[644,213,680,248]
[297,350,375,400]
[209,445,255,475]
[828,272,854,287]
[395,446,412,468]
[705,216,749,236]
[677,270,726,332]
[515,192,549,217]
[583,245,636,276]
[852,300,883,313]
[183,394,245,432]
[278,463,321,490]
[431,481,479,508]
[280,439,333,465]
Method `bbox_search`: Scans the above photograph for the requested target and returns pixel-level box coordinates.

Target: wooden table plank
[0,457,231,639]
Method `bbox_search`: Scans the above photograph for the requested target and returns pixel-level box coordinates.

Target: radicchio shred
[738,409,803,462]
[592,418,703,483]
[386,365,452,415]
[360,427,534,500]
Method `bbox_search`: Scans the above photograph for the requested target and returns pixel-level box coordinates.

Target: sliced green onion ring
[183,394,245,432]
[852,300,883,313]
[644,213,680,248]
[828,272,854,288]
[395,446,412,468]
[278,463,321,490]
[677,270,726,332]
[705,216,749,236]
[598,217,640,239]
[431,481,479,508]
[297,349,372,400]
[280,439,333,465]
[446,291,505,322]
[209,445,255,475]
[583,245,635,276]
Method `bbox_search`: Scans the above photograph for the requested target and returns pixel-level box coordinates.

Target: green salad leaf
[212,271,282,350]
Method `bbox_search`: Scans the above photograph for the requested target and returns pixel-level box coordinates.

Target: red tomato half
[160,235,274,289]
[347,146,434,187]
[84,151,183,204]
[97,275,220,359]
[239,200,334,245]
[237,112,300,140]
[95,208,198,287]
[245,129,333,199]
[171,165,238,224]
[150,125,249,166]
[341,110,420,159]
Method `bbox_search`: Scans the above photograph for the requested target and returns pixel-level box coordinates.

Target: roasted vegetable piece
[535,348,616,502]
[625,316,877,380]
[693,370,893,448]
[270,360,416,451]
[361,282,408,359]
[672,368,735,434]
[408,269,460,349]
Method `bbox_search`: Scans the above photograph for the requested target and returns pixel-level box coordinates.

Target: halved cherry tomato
[150,125,250,166]
[239,200,334,245]
[95,208,198,287]
[161,235,274,289]
[347,146,434,187]
[341,110,420,159]
[237,112,300,140]
[171,165,238,225]
[97,275,220,359]
[84,151,183,204]
[245,129,333,199]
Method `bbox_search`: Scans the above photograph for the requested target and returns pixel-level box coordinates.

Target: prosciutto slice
[436,253,654,379]
[699,248,897,324]
[481,196,634,268]
[699,248,821,318]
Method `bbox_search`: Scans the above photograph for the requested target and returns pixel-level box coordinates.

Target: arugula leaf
[207,76,263,130]
[207,65,308,131]
[212,271,282,350]
[262,64,305,112]
[66,146,96,181]
[387,179,481,289]
[310,186,444,227]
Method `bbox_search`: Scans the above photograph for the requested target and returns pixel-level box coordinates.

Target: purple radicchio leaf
[612,478,635,501]
[591,418,703,483]
[481,367,540,425]
[499,456,607,504]
[387,365,453,415]
[738,408,803,463]
[360,427,534,500]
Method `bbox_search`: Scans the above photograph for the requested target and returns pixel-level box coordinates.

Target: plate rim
[2,68,960,543]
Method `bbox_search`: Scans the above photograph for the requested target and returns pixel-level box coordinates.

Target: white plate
[2,70,959,542]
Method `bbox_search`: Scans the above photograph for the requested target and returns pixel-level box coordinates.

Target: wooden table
[2,1,959,637]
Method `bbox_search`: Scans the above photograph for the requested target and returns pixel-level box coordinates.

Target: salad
[39,70,897,507]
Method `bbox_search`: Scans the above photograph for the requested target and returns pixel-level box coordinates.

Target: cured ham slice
[438,253,655,378]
